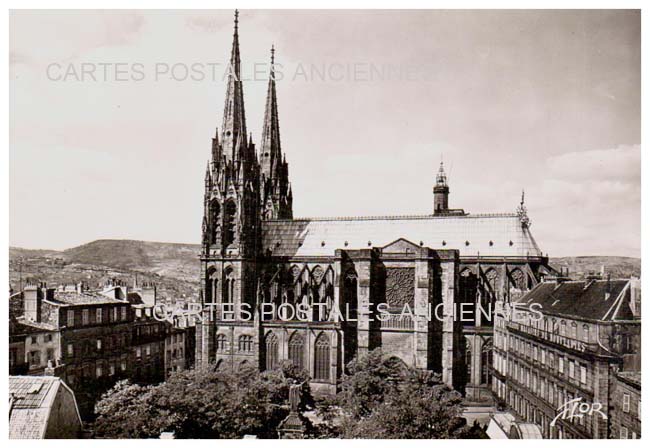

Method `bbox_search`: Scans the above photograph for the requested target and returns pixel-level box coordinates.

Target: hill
[62,239,201,282]
[9,240,201,299]
[9,240,640,297]
[549,256,640,280]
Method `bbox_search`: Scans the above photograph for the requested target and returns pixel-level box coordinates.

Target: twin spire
[219,9,281,169]
[210,10,292,220]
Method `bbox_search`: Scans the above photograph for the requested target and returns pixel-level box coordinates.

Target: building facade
[196,11,553,398]
[10,280,175,419]
[609,370,641,439]
[492,277,641,438]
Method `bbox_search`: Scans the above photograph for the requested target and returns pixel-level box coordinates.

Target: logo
[550,397,607,427]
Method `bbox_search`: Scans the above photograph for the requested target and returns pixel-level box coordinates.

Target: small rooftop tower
[433,161,449,214]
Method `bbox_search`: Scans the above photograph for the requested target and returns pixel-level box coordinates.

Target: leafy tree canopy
[318,349,487,439]
[94,362,313,439]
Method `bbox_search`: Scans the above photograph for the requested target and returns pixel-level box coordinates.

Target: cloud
[547,144,640,183]
[186,15,228,33]
[530,144,640,257]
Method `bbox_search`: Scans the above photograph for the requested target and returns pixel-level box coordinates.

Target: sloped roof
[616,371,641,388]
[11,319,58,335]
[261,213,542,258]
[47,290,124,306]
[514,279,634,321]
[9,376,59,439]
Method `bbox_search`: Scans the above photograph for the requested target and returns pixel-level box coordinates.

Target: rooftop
[46,290,125,306]
[9,376,79,439]
[514,279,636,321]
[11,319,58,334]
[616,370,641,387]
[261,213,542,258]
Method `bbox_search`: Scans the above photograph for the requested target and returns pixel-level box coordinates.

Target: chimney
[629,276,641,318]
[141,283,157,307]
[23,282,42,322]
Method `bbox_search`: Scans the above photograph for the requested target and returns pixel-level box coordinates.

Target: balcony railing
[506,321,600,354]
[380,314,414,330]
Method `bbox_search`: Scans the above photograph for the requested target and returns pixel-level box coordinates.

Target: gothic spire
[259,45,292,220]
[221,9,247,161]
[260,45,281,178]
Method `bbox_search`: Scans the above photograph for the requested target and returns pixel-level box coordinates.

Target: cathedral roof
[261,213,542,259]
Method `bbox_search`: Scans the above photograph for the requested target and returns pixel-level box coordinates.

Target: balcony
[505,321,600,355]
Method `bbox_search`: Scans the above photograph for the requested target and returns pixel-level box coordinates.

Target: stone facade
[196,12,553,398]
[492,278,641,438]
[9,281,185,420]
[609,371,641,439]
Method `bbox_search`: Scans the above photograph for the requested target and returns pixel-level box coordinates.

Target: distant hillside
[62,239,201,281]
[10,240,640,294]
[550,256,640,280]
[9,240,201,299]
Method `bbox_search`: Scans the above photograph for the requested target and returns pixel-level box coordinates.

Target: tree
[318,349,487,439]
[93,362,314,439]
[93,380,161,438]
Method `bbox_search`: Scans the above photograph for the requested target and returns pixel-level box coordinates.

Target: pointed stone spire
[258,45,292,220]
[221,9,247,161]
[260,45,281,178]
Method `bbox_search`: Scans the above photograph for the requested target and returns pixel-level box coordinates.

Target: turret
[433,161,449,214]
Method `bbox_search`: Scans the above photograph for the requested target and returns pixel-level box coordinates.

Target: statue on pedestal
[277,382,307,439]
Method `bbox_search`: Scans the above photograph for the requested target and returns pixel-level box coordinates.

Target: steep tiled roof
[261,213,541,258]
[11,319,58,334]
[514,279,634,321]
[9,376,59,439]
[47,290,124,306]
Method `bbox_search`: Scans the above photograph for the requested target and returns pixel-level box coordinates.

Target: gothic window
[312,266,325,284]
[238,335,253,352]
[314,333,330,381]
[465,340,473,379]
[459,269,478,303]
[215,334,227,352]
[223,267,235,304]
[480,341,493,385]
[511,269,527,290]
[385,268,415,311]
[206,268,218,303]
[312,267,332,322]
[223,200,237,248]
[582,324,590,343]
[265,332,279,371]
[288,333,305,370]
[485,268,498,293]
[210,200,220,244]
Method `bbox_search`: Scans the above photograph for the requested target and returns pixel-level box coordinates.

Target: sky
[9,10,641,257]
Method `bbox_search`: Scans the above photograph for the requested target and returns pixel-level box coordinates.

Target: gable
[382,238,422,255]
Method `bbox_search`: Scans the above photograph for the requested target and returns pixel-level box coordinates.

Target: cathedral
[196,11,554,399]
